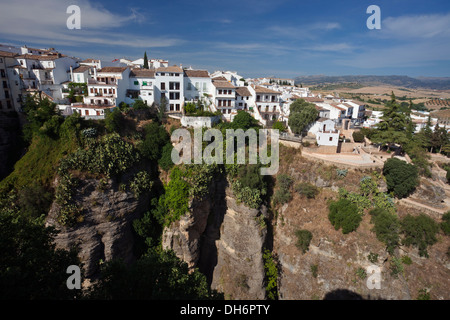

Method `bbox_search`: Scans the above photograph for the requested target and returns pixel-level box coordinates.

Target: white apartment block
[14,52,78,101]
[211,77,236,120]
[0,50,22,112]
[248,85,282,125]
[72,66,129,118]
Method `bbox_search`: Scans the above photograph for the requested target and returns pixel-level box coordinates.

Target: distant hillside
[294,75,450,90]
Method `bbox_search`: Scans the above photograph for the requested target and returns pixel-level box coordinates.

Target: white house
[155,65,184,113]
[313,118,340,146]
[184,69,212,101]
[127,68,155,106]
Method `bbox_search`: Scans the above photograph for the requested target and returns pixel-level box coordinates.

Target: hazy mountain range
[294,75,450,90]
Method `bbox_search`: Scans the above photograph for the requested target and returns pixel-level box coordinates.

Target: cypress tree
[143,51,149,69]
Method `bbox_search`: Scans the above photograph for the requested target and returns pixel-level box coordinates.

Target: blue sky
[0,0,449,78]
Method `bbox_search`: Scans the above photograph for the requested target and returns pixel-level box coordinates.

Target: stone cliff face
[46,177,149,278]
[162,178,268,300]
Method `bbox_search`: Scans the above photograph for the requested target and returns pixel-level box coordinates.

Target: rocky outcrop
[162,178,268,300]
[46,177,150,278]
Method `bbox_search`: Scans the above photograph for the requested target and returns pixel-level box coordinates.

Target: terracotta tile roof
[303,97,324,103]
[0,50,18,58]
[212,76,228,81]
[235,86,251,97]
[72,65,91,73]
[184,69,210,78]
[252,85,280,94]
[98,66,128,73]
[16,53,63,60]
[212,80,235,89]
[130,68,155,78]
[156,65,183,73]
[81,58,99,63]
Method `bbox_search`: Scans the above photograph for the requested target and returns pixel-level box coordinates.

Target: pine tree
[143,51,149,69]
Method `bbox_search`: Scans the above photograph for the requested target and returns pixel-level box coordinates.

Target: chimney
[70,66,73,81]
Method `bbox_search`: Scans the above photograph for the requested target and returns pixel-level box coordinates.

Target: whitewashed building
[127,68,155,106]
[184,69,212,101]
[155,65,184,113]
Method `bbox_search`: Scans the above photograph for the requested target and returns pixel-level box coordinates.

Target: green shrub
[262,249,278,300]
[401,255,412,265]
[417,289,431,300]
[369,208,401,254]
[139,122,170,162]
[310,264,318,278]
[355,267,367,280]
[401,213,439,257]
[441,211,450,235]
[367,252,379,264]
[336,169,348,178]
[352,131,365,143]
[158,143,175,171]
[295,229,313,254]
[277,174,293,190]
[295,182,319,199]
[390,256,404,278]
[272,188,291,205]
[383,158,419,198]
[328,199,362,234]
[129,171,153,198]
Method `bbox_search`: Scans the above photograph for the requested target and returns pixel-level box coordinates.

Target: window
[176,104,180,111]
[169,82,180,90]
[0,69,5,77]
[161,82,166,90]
[170,104,174,111]
[169,92,180,100]
[218,89,222,94]
[134,80,139,85]
[329,137,333,142]
[143,81,147,86]
[203,82,207,91]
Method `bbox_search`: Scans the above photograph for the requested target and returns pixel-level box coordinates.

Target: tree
[401,214,439,258]
[328,199,362,234]
[132,99,149,110]
[272,120,287,132]
[371,93,408,148]
[369,208,400,254]
[0,209,81,299]
[383,158,419,198]
[104,108,124,133]
[231,110,260,130]
[157,96,167,123]
[288,99,318,135]
[139,122,170,162]
[143,51,149,69]
[86,249,221,299]
[352,131,365,143]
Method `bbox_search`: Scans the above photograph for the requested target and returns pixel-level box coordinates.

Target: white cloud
[380,13,450,39]
[0,0,183,48]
